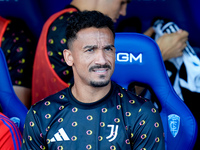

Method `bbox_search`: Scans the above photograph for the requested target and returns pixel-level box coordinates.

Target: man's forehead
[73,28,114,47]
[76,27,114,39]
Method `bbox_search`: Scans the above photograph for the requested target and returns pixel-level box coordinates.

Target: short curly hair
[66,10,115,48]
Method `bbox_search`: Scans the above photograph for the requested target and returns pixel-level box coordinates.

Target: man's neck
[71,81,111,103]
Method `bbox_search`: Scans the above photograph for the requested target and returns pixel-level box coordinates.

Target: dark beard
[90,79,110,87]
[89,64,111,87]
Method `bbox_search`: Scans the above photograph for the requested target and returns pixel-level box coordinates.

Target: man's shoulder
[112,82,162,135]
[113,81,155,112]
[113,81,149,103]
[31,88,70,113]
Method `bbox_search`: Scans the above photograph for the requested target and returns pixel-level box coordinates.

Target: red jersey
[0,112,22,150]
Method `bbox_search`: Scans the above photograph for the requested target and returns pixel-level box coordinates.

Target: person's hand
[143,27,155,37]
[156,29,188,61]
[143,27,189,61]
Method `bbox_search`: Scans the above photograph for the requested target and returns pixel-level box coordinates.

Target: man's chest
[45,108,133,149]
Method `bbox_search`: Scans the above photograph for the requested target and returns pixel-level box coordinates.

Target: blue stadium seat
[111,33,198,149]
[0,0,45,38]
[0,48,28,133]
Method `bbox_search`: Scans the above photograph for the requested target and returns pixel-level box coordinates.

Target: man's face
[64,27,115,88]
[99,0,129,23]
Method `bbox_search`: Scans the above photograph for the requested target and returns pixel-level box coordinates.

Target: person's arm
[144,27,188,61]
[131,101,165,150]
[156,29,188,61]
[0,112,22,150]
[21,107,44,149]
[134,27,188,96]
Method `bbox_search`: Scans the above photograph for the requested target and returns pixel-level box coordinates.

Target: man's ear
[63,49,73,66]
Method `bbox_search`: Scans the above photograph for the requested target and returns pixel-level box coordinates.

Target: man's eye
[87,48,94,52]
[121,1,126,5]
[105,47,113,51]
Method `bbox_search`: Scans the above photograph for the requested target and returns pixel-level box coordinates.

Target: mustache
[89,64,111,72]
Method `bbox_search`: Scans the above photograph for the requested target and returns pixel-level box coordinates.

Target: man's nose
[120,4,127,16]
[95,50,107,65]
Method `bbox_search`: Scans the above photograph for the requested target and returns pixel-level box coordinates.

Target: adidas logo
[50,128,70,142]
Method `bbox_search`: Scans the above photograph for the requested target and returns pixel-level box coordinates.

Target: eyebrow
[121,0,131,5]
[83,44,115,49]
[104,45,115,49]
[83,45,98,50]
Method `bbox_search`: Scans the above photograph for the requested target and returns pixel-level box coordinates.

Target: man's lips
[93,68,108,73]
[89,65,111,73]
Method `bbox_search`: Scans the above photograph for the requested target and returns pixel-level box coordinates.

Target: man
[22,11,165,149]
[32,0,130,104]
[32,0,188,104]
